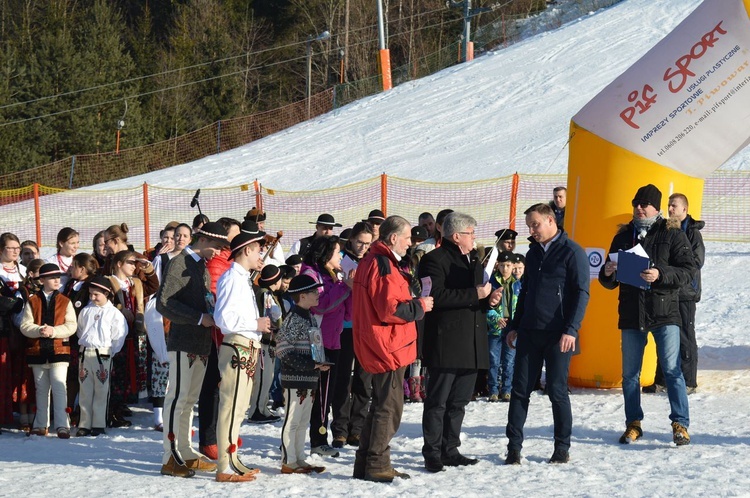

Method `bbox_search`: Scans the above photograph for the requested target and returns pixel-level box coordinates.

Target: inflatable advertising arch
[567,0,750,387]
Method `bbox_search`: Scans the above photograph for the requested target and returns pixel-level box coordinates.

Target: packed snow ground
[3,0,750,496]
[2,244,749,497]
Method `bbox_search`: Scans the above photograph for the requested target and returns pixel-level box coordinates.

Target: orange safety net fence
[1,171,748,255]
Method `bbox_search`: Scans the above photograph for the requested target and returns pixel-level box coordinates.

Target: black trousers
[330,328,372,439]
[309,348,340,448]
[354,366,407,475]
[506,329,572,452]
[421,367,476,460]
[198,341,219,447]
[655,299,698,388]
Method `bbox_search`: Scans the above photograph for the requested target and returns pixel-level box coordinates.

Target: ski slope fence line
[0,171,746,253]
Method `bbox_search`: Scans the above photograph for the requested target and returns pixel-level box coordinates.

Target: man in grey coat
[157,222,229,478]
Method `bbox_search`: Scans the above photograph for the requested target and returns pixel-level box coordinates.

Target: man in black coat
[504,203,590,466]
[599,184,696,447]
[418,212,501,472]
[646,193,704,393]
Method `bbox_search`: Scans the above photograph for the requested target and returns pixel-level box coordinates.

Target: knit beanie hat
[632,184,662,211]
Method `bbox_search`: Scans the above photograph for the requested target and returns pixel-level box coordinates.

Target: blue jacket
[510,231,590,339]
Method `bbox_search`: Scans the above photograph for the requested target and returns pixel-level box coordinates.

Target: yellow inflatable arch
[567,0,750,387]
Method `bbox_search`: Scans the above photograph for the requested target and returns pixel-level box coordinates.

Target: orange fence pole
[509,172,520,230]
[143,182,150,251]
[379,49,393,91]
[34,183,41,247]
[254,179,263,211]
[380,173,388,216]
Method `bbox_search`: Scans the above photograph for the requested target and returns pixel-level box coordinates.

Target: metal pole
[306,38,312,120]
[306,36,312,119]
[377,0,386,50]
[463,0,471,63]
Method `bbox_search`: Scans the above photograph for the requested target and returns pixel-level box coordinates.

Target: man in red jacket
[352,215,433,483]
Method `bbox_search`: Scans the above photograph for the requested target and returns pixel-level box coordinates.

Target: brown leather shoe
[29,427,48,436]
[281,464,313,474]
[160,456,195,478]
[185,457,218,472]
[216,472,256,482]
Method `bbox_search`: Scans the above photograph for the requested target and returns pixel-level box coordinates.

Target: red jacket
[206,248,232,347]
[352,241,426,374]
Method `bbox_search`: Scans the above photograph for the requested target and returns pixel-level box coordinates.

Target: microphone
[190,189,201,208]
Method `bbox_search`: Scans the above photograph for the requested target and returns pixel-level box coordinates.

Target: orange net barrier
[1,171,747,254]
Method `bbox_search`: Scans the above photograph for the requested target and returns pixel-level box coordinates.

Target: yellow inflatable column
[566,124,704,388]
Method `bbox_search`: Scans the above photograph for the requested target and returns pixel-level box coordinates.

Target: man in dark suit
[418,212,501,472]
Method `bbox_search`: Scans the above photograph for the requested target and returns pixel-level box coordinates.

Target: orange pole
[380,173,388,216]
[254,179,263,212]
[467,42,474,62]
[116,130,121,154]
[143,182,150,252]
[378,49,392,91]
[33,183,41,247]
[509,173,520,230]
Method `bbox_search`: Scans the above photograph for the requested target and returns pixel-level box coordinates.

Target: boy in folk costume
[75,276,128,437]
[156,222,229,478]
[275,274,330,474]
[248,264,284,424]
[213,226,271,482]
[19,263,77,438]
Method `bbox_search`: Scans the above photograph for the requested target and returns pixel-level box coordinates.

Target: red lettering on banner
[664,21,727,93]
[619,85,657,130]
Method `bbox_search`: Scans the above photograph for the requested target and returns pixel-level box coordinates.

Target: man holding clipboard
[599,184,696,447]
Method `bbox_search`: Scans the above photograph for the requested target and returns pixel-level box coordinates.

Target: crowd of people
[0,183,704,483]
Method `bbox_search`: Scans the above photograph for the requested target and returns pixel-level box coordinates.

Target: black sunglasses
[631,200,652,208]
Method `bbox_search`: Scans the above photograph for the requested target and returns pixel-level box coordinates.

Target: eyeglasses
[353,240,371,247]
[458,231,476,237]
[631,200,652,208]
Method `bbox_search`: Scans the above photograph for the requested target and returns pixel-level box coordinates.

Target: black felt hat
[279,264,297,279]
[229,227,267,260]
[288,274,323,294]
[38,263,64,278]
[363,209,385,224]
[494,229,518,240]
[88,275,113,295]
[285,254,302,266]
[258,264,282,288]
[339,228,352,242]
[195,222,230,245]
[311,213,342,227]
[632,184,662,211]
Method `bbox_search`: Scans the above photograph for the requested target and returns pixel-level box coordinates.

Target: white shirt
[214,262,263,342]
[541,231,563,252]
[46,253,73,288]
[76,301,128,354]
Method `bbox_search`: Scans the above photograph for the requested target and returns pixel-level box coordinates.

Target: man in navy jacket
[504,203,590,465]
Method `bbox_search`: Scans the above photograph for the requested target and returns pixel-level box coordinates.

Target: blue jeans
[500,330,516,396]
[487,335,503,396]
[621,326,690,427]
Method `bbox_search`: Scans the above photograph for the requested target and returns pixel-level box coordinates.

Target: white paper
[341,255,358,277]
[483,247,499,284]
[420,276,432,298]
[609,252,619,264]
[610,244,649,265]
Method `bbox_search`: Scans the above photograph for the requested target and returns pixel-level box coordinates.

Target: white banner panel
[573,0,750,178]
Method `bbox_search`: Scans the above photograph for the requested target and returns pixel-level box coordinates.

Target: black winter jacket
[598,217,696,331]
[678,215,705,302]
[418,240,489,370]
[510,231,590,343]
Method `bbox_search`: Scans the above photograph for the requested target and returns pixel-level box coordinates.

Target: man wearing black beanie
[598,184,696,447]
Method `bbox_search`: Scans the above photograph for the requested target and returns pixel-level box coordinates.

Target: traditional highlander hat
[230,223,267,260]
[38,263,64,279]
[363,209,386,225]
[258,265,282,288]
[288,274,324,294]
[195,221,229,245]
[88,275,113,295]
[310,213,342,227]
[244,207,266,222]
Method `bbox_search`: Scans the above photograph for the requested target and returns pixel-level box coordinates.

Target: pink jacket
[301,263,351,350]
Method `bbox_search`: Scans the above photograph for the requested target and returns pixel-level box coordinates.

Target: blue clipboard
[617,251,651,290]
